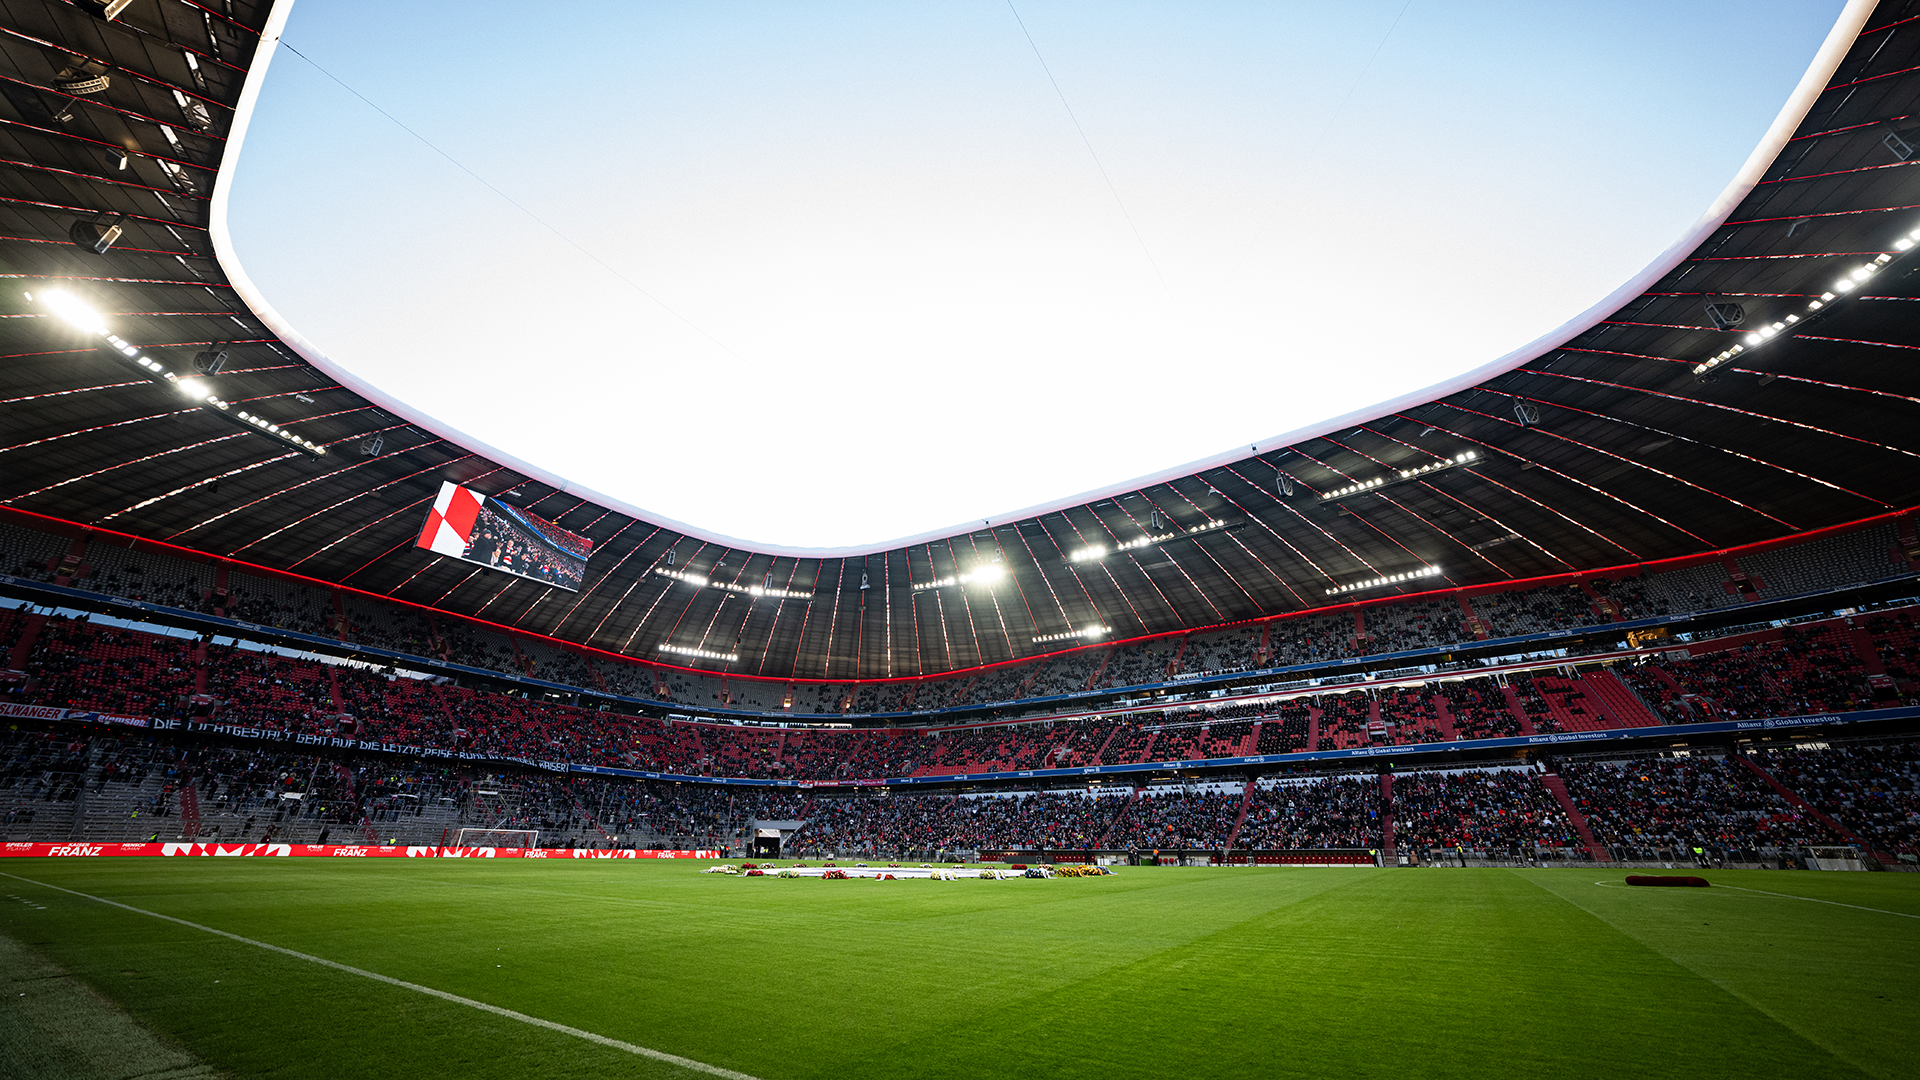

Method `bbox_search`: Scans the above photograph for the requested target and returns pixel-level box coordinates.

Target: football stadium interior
[2,1,1919,1078]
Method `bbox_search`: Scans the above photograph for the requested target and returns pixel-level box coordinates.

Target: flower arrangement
[887,863,901,868]
[792,862,809,867]
[702,865,739,875]
[823,861,837,867]
[977,869,1001,880]
[1010,864,1028,871]
[1054,864,1114,877]
[822,869,849,880]
[777,869,799,878]
[745,869,765,876]
[878,873,896,880]
[741,862,759,870]
[1024,867,1050,878]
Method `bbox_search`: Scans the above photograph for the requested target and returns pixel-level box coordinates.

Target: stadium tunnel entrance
[752,821,803,858]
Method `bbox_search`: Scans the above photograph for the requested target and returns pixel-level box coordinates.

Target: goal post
[452,828,539,849]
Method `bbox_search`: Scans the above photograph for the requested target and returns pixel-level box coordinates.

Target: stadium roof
[2,0,1918,682]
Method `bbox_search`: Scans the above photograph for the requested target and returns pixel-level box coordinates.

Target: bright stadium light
[1697,221,1920,378]
[1326,563,1444,596]
[1322,451,1478,502]
[653,566,813,600]
[656,642,738,663]
[48,303,329,457]
[40,290,106,334]
[912,561,1009,592]
[1033,626,1110,644]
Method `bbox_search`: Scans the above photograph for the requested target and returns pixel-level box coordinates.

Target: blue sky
[228,0,1848,549]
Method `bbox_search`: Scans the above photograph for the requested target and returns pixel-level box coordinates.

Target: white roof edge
[211,0,1879,562]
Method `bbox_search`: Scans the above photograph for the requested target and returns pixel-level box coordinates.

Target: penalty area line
[0,870,762,1080]
[1594,878,1918,919]
[1714,882,1920,919]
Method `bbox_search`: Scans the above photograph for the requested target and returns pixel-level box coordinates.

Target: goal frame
[452,828,539,849]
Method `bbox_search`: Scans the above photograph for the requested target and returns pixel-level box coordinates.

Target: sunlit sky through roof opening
[230,0,1845,550]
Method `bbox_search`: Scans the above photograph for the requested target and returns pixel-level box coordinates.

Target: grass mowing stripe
[1713,883,1920,919]
[1512,870,1883,1079]
[0,870,760,1080]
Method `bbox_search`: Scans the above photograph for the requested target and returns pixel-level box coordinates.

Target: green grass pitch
[1,861,1915,1080]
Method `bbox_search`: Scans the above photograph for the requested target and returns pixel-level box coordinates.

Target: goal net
[453,828,539,849]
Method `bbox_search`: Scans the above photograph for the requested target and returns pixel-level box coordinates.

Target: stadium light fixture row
[33,290,328,456]
[651,566,813,601]
[913,562,1006,592]
[1033,626,1110,644]
[1693,225,1920,376]
[1069,517,1240,563]
[1320,451,1479,502]
[656,643,738,663]
[1326,564,1444,596]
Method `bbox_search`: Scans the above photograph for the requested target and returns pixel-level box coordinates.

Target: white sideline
[0,871,763,1080]
[1592,878,1919,919]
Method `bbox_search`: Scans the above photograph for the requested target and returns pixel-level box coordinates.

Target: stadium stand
[6,513,1917,729]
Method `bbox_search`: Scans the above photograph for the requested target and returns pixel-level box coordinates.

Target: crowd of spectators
[1558,756,1849,851]
[463,503,588,591]
[1110,788,1244,848]
[1392,768,1578,853]
[7,603,1917,784]
[1752,741,1920,854]
[6,720,1917,862]
[5,514,1911,726]
[1618,625,1880,723]
[1236,776,1382,849]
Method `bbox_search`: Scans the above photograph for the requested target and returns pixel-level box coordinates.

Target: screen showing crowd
[415,481,592,591]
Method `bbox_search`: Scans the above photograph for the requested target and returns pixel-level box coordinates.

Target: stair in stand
[1538,772,1609,862]
[1223,780,1257,851]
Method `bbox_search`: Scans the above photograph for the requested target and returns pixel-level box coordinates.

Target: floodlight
[76,0,134,21]
[192,345,228,374]
[41,290,106,334]
[1703,302,1745,330]
[68,213,124,254]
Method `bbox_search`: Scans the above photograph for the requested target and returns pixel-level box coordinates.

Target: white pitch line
[1714,883,1920,920]
[0,870,762,1080]
[1592,878,1919,919]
